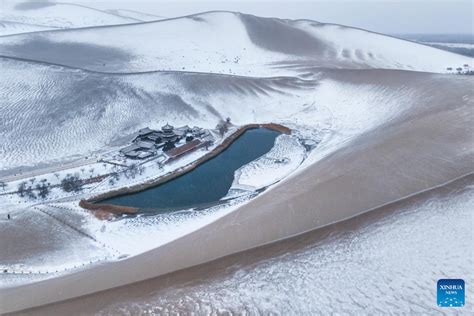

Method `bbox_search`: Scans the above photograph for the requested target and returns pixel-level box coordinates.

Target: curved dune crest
[0,11,471,74]
[0,9,473,314]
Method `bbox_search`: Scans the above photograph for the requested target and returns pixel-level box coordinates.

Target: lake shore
[81,123,290,217]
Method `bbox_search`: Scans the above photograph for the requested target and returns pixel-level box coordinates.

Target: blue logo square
[437,279,465,307]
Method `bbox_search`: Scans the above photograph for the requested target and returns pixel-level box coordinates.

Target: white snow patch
[232,135,306,190]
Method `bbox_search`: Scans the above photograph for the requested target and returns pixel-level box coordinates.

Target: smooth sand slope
[1,68,472,313]
[17,174,473,314]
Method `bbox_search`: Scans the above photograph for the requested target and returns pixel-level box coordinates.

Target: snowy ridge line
[0,27,59,38]
[0,55,449,79]
[0,3,145,37]
[307,23,472,57]
[0,9,463,59]
[106,9,167,21]
[0,19,62,29]
[51,1,143,22]
[33,205,122,256]
[0,10,249,37]
[267,63,440,76]
[0,10,229,38]
[0,54,325,79]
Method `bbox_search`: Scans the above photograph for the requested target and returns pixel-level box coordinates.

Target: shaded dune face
[13,2,56,11]
[0,11,469,74]
[0,21,54,37]
[0,36,134,71]
[238,13,325,56]
[174,72,318,96]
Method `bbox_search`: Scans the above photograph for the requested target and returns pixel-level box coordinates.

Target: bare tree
[61,174,82,193]
[125,163,139,179]
[217,123,228,136]
[17,182,27,197]
[25,185,36,200]
[0,181,6,191]
[36,181,50,199]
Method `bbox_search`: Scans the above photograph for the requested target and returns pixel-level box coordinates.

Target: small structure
[133,127,162,144]
[191,126,205,137]
[120,141,155,159]
[120,123,214,161]
[156,154,167,164]
[136,141,155,150]
[161,123,178,143]
[120,144,141,158]
[137,127,154,136]
[185,133,194,142]
[175,125,191,138]
[136,151,154,159]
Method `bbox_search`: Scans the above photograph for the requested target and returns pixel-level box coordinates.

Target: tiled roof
[166,139,202,158]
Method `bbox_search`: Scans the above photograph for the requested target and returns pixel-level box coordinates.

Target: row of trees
[60,174,83,193]
[447,65,473,75]
[109,163,146,185]
[17,178,51,200]
[15,163,149,200]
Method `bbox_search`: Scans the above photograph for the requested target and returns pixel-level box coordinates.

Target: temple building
[161,123,178,143]
[120,123,214,160]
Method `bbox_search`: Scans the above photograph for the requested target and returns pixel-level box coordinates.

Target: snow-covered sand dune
[0,57,317,172]
[104,9,166,22]
[2,56,471,173]
[0,11,470,74]
[2,80,471,312]
[1,8,473,314]
[0,20,58,36]
[25,175,473,315]
[0,2,140,30]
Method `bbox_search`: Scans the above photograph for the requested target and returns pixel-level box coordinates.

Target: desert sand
[14,173,473,315]
[1,69,472,313]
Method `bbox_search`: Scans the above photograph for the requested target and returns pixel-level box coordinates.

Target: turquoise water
[100,128,280,213]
